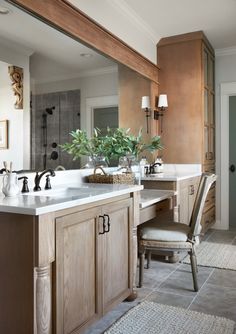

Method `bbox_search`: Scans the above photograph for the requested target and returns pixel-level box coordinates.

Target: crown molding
[107,0,159,43]
[215,46,236,57]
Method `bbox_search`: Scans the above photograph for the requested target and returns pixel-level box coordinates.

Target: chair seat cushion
[140,222,191,242]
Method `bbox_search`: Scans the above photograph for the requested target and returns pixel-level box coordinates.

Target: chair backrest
[189,173,217,239]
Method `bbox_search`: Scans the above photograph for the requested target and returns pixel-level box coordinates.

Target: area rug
[104,301,235,334]
[183,241,236,270]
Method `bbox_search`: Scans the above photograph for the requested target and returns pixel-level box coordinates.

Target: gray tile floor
[85,229,236,333]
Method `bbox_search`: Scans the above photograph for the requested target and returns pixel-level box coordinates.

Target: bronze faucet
[34,169,55,191]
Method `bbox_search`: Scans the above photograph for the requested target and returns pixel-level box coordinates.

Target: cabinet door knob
[189,185,194,195]
[98,215,106,235]
[230,164,235,173]
[104,214,110,233]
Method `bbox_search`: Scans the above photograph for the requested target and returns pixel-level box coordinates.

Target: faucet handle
[45,175,52,190]
[18,176,29,193]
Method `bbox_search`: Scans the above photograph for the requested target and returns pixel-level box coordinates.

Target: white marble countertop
[141,171,201,181]
[0,183,143,216]
[140,189,176,208]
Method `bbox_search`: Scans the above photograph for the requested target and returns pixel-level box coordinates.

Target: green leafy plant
[61,127,163,164]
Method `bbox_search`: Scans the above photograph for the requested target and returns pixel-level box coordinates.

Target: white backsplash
[0,165,201,196]
[162,164,202,174]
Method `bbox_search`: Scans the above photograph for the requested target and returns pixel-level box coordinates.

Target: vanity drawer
[140,199,171,224]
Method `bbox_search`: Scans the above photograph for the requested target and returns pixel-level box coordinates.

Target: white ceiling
[70,0,236,51]
[0,0,115,82]
[121,0,236,49]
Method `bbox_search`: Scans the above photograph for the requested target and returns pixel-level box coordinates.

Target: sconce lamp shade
[158,94,168,108]
[141,96,150,109]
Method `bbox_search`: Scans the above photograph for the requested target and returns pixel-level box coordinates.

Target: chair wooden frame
[138,173,217,291]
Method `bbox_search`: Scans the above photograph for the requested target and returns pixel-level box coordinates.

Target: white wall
[34,70,118,133]
[215,52,236,228]
[0,43,30,170]
[68,0,157,63]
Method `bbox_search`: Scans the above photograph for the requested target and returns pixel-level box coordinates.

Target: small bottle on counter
[140,156,148,177]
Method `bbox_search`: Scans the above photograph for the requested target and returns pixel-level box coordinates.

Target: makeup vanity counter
[0,182,143,334]
[142,170,202,225]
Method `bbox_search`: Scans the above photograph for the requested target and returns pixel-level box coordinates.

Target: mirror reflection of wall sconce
[154,94,168,133]
[141,96,151,133]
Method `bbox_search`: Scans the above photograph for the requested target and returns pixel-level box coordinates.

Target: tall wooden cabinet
[157,31,215,232]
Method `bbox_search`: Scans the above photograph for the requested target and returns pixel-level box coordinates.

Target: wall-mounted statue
[8,66,23,109]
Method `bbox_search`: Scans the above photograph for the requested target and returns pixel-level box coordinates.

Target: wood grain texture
[141,180,177,190]
[55,206,102,334]
[157,31,215,165]
[35,266,52,334]
[157,31,214,55]
[129,191,140,299]
[35,213,55,267]
[0,213,34,334]
[157,39,203,163]
[102,198,132,312]
[8,0,159,82]
[140,199,170,224]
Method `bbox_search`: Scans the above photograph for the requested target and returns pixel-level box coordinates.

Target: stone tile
[207,268,236,289]
[206,230,236,244]
[201,228,215,241]
[137,260,181,288]
[158,264,213,297]
[136,287,153,301]
[189,283,236,322]
[146,290,193,308]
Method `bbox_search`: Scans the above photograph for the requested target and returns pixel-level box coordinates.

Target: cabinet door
[102,198,133,313]
[55,207,102,334]
[179,177,200,225]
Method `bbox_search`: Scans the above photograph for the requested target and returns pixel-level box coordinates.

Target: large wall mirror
[0,0,155,172]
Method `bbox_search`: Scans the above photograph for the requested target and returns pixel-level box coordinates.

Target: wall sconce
[154,94,168,133]
[141,96,151,133]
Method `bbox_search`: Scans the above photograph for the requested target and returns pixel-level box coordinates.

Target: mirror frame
[7,0,159,83]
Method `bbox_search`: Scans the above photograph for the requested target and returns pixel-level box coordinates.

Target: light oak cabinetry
[157,31,215,232]
[55,198,133,334]
[142,176,200,225]
[0,193,137,334]
[179,177,200,225]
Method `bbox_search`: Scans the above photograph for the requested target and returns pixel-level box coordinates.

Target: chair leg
[138,249,145,288]
[189,249,198,292]
[146,250,151,269]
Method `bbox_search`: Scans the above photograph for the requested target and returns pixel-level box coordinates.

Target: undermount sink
[23,186,106,198]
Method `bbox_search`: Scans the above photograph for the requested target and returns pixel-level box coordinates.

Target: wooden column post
[126,191,140,301]
[35,266,51,334]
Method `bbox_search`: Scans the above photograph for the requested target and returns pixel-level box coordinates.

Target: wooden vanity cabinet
[0,193,136,334]
[179,177,200,225]
[157,31,216,232]
[54,197,133,334]
[142,176,200,225]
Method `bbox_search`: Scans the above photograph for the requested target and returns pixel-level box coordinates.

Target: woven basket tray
[87,166,135,185]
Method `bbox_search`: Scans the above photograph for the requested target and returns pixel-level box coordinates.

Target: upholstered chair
[138,173,217,291]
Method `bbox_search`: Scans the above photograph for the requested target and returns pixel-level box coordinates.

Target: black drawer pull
[99,215,106,235]
[104,214,110,233]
